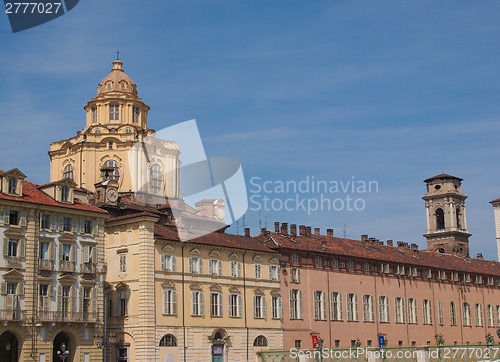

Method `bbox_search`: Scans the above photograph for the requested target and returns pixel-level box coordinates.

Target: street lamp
[56,343,70,361]
[94,331,116,349]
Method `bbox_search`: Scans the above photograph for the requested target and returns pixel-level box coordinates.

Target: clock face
[215,207,225,220]
[106,188,118,202]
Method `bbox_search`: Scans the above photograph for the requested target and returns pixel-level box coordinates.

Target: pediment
[228,253,239,260]
[162,281,175,289]
[270,288,281,296]
[56,178,77,188]
[2,269,24,281]
[3,228,26,238]
[162,244,174,253]
[80,279,97,286]
[37,275,54,283]
[58,233,77,243]
[115,282,129,290]
[228,286,240,294]
[269,257,280,265]
[189,248,201,256]
[254,287,265,295]
[210,284,222,292]
[2,168,26,179]
[209,250,220,258]
[58,273,77,284]
[189,283,203,291]
[252,255,262,262]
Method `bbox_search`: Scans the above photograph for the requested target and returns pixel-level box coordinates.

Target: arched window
[8,177,17,194]
[159,334,177,347]
[125,128,132,134]
[150,163,162,195]
[101,160,121,182]
[253,335,268,347]
[456,208,461,229]
[436,208,445,230]
[63,165,74,180]
[61,186,69,202]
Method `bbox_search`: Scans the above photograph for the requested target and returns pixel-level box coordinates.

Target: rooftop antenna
[236,219,239,235]
[242,215,246,230]
[343,224,347,239]
[258,210,262,229]
[116,49,120,60]
[264,216,268,229]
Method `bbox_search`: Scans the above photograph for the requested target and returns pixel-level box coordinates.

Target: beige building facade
[0,168,108,361]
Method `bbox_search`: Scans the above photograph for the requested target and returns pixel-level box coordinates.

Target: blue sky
[1,1,499,259]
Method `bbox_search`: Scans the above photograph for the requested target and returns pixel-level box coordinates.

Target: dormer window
[106,82,112,90]
[8,177,16,194]
[110,104,120,122]
[63,165,74,180]
[91,107,97,123]
[109,142,113,150]
[120,82,126,90]
[61,186,69,202]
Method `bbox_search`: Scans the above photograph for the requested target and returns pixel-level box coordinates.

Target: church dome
[97,59,138,97]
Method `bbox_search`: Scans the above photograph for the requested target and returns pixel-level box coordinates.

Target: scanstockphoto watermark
[249,176,379,215]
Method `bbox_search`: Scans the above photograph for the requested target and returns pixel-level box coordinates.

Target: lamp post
[56,343,70,361]
[94,287,115,362]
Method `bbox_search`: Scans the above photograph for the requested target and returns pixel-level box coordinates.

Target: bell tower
[423,173,471,257]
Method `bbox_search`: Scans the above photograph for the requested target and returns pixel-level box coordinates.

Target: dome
[97,59,138,97]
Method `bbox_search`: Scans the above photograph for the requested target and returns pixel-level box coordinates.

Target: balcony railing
[5,256,22,267]
[59,261,75,272]
[0,309,25,321]
[80,262,96,274]
[37,311,98,323]
[38,259,54,271]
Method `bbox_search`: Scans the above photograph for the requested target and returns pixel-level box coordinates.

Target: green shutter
[1,282,7,295]
[70,245,76,263]
[83,246,89,263]
[91,287,97,316]
[49,242,55,261]
[19,211,27,227]
[79,287,84,317]
[48,285,55,297]
[71,286,77,313]
[3,238,8,257]
[57,285,62,314]
[19,239,25,258]
[92,246,97,264]
[3,209,10,226]
[172,290,177,315]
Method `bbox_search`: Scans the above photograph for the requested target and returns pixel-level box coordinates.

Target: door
[211,345,224,362]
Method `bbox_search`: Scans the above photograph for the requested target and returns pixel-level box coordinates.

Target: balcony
[38,311,98,323]
[0,309,25,321]
[38,259,54,271]
[59,261,75,272]
[80,262,96,274]
[5,256,22,268]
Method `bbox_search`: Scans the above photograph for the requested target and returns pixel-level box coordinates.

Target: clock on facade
[106,188,118,202]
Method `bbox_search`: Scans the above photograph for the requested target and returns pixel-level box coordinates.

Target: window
[159,334,177,347]
[451,272,459,282]
[108,141,113,150]
[315,256,322,267]
[228,294,242,317]
[253,295,266,318]
[101,160,120,182]
[161,254,176,272]
[462,303,471,326]
[363,295,374,322]
[39,284,49,312]
[208,259,221,276]
[450,302,457,326]
[63,217,71,232]
[475,275,483,284]
[474,304,483,326]
[119,291,127,316]
[61,244,71,262]
[61,186,69,202]
[422,300,432,325]
[290,289,303,319]
[363,262,370,272]
[61,286,70,318]
[438,270,446,280]
[436,208,445,230]
[313,291,326,320]
[380,263,389,273]
[395,297,405,323]
[347,260,354,270]
[110,104,119,121]
[269,265,279,280]
[379,296,390,322]
[119,254,126,272]
[438,301,444,325]
[41,214,50,229]
[463,274,470,283]
[295,340,301,348]
[396,265,405,276]
[346,293,358,321]
[254,335,268,347]
[8,210,19,225]
[191,291,204,316]
[330,292,343,321]
[163,289,177,315]
[332,258,339,268]
[487,305,494,327]
[291,253,299,264]
[91,107,97,123]
[150,164,162,195]
[132,106,140,123]
[272,296,282,319]
[7,238,18,257]
[39,241,49,260]
[497,305,500,327]
[254,263,261,279]
[63,165,74,180]
[189,257,203,274]
[290,268,300,283]
[408,298,417,324]
[8,177,16,194]
[409,267,417,277]
[82,287,91,319]
[210,292,223,317]
[83,220,92,234]
[230,261,241,277]
[424,269,432,279]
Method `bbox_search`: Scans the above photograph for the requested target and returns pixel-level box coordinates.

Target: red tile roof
[490,198,500,204]
[0,170,107,214]
[255,232,500,276]
[424,173,463,183]
[155,224,277,253]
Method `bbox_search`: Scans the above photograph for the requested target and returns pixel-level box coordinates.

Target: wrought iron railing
[37,310,98,322]
[0,308,25,321]
[38,258,54,270]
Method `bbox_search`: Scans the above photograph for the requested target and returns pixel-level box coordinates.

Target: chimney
[403,242,409,249]
[397,241,404,248]
[290,224,297,236]
[245,228,250,237]
[410,243,418,251]
[260,227,267,234]
[306,226,312,236]
[314,228,320,236]
[361,234,368,242]
[379,241,384,246]
[281,223,288,235]
[326,229,333,237]
[476,253,484,260]
[274,222,280,233]
[387,240,393,247]
[299,225,306,236]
